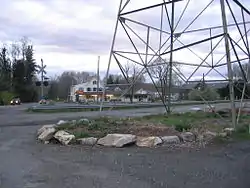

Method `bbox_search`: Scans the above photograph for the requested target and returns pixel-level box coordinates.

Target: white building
[70,79,179,103]
[70,77,104,102]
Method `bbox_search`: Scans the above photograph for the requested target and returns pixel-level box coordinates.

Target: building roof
[106,83,158,93]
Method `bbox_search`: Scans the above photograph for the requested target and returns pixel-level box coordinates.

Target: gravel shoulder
[1,125,250,188]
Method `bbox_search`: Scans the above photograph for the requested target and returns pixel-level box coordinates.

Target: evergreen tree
[24,45,37,84]
[12,44,38,102]
[48,80,59,99]
[0,47,11,91]
[107,75,114,84]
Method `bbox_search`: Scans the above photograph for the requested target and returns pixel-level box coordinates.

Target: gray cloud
[0,0,249,79]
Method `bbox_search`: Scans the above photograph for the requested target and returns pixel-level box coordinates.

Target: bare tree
[10,42,21,62]
[20,36,30,60]
[124,62,145,103]
[55,71,94,100]
[149,58,182,102]
[232,62,250,81]
[74,71,93,84]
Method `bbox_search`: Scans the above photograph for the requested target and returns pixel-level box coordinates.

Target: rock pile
[36,119,233,148]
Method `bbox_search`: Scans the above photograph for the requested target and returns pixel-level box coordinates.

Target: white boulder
[224,128,235,135]
[37,124,56,137]
[77,137,98,146]
[38,127,56,142]
[136,136,163,147]
[218,132,227,137]
[54,130,75,145]
[97,134,136,147]
[180,132,195,142]
[161,136,180,144]
[57,120,68,125]
[203,131,217,140]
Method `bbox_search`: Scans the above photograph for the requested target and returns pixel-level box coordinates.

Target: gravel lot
[1,125,250,188]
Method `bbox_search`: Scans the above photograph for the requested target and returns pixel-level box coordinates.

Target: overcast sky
[0,0,249,81]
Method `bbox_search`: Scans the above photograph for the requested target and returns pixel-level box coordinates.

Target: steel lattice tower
[100,0,250,128]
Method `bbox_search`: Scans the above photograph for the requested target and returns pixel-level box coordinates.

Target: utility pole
[41,59,44,99]
[97,56,100,103]
[220,0,236,128]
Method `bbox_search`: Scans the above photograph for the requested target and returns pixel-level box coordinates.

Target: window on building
[99,88,103,91]
[93,88,97,91]
[87,87,91,92]
[93,80,97,85]
[79,87,84,91]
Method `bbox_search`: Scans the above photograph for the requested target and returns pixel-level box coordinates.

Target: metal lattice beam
[101,0,250,128]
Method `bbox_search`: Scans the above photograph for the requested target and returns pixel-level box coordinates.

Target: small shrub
[175,122,192,132]
[56,123,75,131]
[87,121,107,131]
[74,119,89,126]
[73,131,91,139]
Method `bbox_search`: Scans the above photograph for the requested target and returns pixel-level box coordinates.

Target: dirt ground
[1,125,250,188]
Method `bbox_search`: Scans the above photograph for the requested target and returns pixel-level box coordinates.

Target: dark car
[10,98,21,105]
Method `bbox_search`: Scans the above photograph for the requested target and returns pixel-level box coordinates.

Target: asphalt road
[0,125,250,188]
[0,101,244,127]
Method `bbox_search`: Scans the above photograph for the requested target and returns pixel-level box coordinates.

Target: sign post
[37,59,47,99]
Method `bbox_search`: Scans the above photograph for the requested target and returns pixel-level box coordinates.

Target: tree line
[0,37,37,104]
[188,61,250,101]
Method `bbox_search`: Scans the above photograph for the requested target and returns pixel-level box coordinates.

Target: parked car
[10,98,21,105]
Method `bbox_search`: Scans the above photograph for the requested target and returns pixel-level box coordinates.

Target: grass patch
[51,111,250,146]
[136,112,221,132]
[55,111,233,140]
[175,123,192,132]
[55,117,122,139]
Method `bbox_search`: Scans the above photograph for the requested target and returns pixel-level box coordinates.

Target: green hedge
[0,91,16,105]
